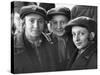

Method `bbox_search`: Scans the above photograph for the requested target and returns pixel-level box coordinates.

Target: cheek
[51,25,56,30]
[39,24,44,31]
[60,25,64,30]
[62,24,67,28]
[81,35,89,45]
[25,23,31,32]
[26,24,31,29]
[25,21,31,28]
[73,37,76,44]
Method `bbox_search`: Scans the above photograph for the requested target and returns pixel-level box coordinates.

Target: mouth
[31,29,39,31]
[31,30,40,33]
[56,29,64,32]
[75,42,82,46]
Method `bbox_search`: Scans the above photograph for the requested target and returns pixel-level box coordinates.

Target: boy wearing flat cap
[65,16,97,70]
[13,5,59,73]
[47,7,75,70]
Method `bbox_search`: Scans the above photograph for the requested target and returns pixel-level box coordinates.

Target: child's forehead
[52,14,68,20]
[25,14,44,20]
[72,25,89,32]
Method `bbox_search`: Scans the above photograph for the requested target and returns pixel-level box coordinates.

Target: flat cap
[65,16,97,33]
[47,7,71,21]
[20,5,47,19]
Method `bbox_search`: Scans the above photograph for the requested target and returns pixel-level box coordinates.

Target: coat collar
[15,32,51,49]
[78,42,97,60]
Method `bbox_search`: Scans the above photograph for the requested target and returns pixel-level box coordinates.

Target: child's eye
[80,32,85,35]
[38,20,44,24]
[60,21,66,25]
[72,32,76,37]
[50,20,57,25]
[60,21,64,25]
[30,19,35,23]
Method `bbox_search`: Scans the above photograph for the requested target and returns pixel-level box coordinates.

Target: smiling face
[50,15,68,36]
[72,26,90,50]
[24,13,45,38]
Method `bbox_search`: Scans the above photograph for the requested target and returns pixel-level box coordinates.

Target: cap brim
[47,12,67,21]
[65,23,80,33]
[20,11,46,19]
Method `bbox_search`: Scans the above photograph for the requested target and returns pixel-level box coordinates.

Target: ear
[89,32,95,40]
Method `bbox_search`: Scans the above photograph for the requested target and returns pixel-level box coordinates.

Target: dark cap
[20,5,47,19]
[65,16,97,33]
[47,7,71,21]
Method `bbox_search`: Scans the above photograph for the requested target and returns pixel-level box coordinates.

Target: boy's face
[50,15,68,36]
[72,26,90,50]
[24,13,45,37]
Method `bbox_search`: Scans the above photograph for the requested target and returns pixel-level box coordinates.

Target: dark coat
[13,32,59,74]
[66,42,97,70]
[47,33,75,71]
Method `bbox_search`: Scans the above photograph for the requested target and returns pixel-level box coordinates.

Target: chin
[76,46,83,50]
[56,32,64,36]
[57,34,63,36]
[77,46,87,50]
[77,47,82,50]
[31,34,40,37]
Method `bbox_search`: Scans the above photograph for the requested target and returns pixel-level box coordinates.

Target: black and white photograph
[11,0,98,74]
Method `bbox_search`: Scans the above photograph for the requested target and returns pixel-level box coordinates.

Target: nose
[75,34,80,42]
[57,22,61,29]
[33,20,38,29]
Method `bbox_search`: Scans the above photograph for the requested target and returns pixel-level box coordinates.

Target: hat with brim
[20,5,47,19]
[47,7,71,21]
[65,16,97,33]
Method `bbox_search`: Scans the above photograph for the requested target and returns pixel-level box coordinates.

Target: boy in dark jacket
[65,16,97,70]
[47,7,75,70]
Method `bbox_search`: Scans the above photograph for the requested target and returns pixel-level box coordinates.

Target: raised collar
[15,32,51,48]
[78,42,97,60]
